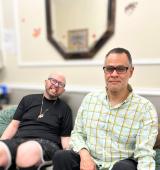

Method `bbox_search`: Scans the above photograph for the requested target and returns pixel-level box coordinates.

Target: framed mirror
[45,0,116,59]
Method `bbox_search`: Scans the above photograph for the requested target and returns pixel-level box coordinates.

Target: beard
[45,88,58,100]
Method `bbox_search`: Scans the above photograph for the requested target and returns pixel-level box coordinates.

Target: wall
[0,0,160,103]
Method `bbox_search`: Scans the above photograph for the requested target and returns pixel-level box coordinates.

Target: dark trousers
[0,163,17,170]
[0,165,43,170]
[53,150,137,170]
[0,165,37,170]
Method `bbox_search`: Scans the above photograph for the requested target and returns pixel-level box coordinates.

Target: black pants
[53,150,137,170]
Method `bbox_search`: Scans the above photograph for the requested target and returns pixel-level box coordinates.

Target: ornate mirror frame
[45,0,116,59]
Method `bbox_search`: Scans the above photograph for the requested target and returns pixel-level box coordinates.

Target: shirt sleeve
[69,95,90,152]
[13,96,27,120]
[134,101,158,170]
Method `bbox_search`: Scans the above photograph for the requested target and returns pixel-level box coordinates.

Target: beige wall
[0,0,160,93]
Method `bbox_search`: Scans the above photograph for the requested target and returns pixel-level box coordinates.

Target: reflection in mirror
[45,0,116,59]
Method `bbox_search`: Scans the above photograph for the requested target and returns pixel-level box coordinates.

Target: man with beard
[0,73,73,170]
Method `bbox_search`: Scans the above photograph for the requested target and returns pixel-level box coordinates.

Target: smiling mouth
[50,87,56,93]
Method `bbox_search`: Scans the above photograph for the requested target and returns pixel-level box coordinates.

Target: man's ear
[60,88,65,95]
[63,88,65,93]
[129,66,134,78]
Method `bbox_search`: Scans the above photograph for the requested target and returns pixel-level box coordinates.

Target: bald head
[48,72,66,85]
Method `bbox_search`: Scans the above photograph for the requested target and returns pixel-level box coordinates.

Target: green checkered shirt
[70,90,158,170]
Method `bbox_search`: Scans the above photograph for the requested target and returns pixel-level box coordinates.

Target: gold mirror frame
[45,0,116,59]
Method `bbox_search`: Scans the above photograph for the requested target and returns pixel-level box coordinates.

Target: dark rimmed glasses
[103,66,129,74]
[48,78,65,88]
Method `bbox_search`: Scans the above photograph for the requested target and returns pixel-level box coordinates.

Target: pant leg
[111,158,137,170]
[53,150,80,170]
[18,166,37,170]
[0,163,17,170]
[8,163,16,170]
[34,139,60,161]
[0,139,22,169]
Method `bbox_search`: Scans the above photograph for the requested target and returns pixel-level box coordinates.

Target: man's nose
[54,82,59,87]
[111,69,118,76]
[52,82,59,88]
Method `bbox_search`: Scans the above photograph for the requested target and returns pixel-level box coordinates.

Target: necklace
[37,95,57,119]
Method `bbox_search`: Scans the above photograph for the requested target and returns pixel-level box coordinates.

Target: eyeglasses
[48,78,65,88]
[103,66,129,74]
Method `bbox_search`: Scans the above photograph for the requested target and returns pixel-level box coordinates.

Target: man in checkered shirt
[53,47,158,170]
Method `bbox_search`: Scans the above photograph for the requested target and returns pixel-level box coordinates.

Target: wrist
[79,148,90,157]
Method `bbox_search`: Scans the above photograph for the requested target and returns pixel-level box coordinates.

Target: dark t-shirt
[13,94,73,146]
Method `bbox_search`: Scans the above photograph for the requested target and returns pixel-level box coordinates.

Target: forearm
[135,129,157,170]
[70,119,88,152]
[79,148,96,170]
[70,130,89,152]
[135,104,158,170]
[70,102,90,152]
[1,120,19,140]
[61,136,70,149]
[137,155,156,170]
[79,148,91,159]
[1,128,17,139]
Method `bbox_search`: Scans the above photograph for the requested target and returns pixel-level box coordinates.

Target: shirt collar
[106,84,133,109]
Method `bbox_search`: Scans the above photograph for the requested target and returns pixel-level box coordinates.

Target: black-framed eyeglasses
[48,78,65,88]
[103,66,129,74]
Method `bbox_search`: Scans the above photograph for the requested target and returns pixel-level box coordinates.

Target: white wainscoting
[17,58,160,67]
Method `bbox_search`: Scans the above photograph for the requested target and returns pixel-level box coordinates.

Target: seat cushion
[154,124,160,149]
[156,149,160,170]
[0,105,17,136]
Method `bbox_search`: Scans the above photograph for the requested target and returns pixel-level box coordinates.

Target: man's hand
[79,148,96,170]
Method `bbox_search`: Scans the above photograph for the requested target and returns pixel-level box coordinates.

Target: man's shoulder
[132,92,150,102]
[132,92,155,107]
[22,94,42,100]
[57,98,72,110]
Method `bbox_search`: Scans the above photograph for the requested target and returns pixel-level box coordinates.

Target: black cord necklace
[37,95,57,119]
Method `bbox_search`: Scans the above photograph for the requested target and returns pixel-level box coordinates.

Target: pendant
[38,114,43,118]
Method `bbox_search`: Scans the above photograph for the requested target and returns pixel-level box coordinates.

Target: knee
[112,159,137,170]
[16,141,42,167]
[53,150,71,163]
[0,142,11,168]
